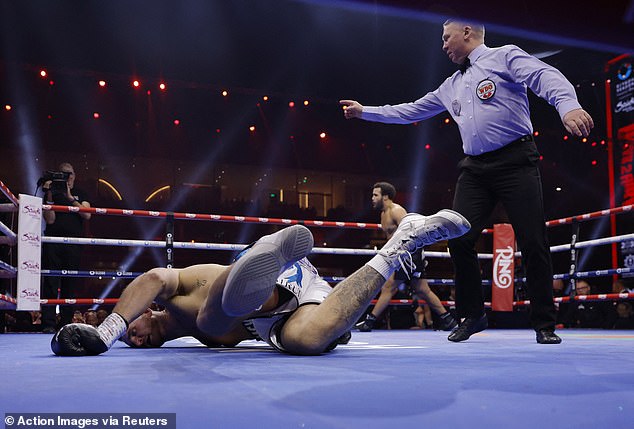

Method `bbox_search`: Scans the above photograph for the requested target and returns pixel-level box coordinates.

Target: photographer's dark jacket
[45,188,89,237]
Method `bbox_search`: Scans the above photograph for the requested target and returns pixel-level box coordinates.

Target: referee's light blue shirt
[361,44,582,156]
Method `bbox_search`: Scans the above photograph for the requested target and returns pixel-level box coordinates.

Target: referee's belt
[472,134,533,158]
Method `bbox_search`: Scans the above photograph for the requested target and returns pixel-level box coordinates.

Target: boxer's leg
[279,210,471,355]
[354,274,398,332]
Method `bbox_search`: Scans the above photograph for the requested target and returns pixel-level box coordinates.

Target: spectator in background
[40,162,91,333]
[602,279,634,329]
[552,279,566,298]
[610,302,634,329]
[612,278,633,294]
[560,280,607,328]
[96,309,109,325]
[71,310,85,324]
[84,310,99,327]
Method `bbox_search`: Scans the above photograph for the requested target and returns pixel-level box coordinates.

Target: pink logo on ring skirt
[22,205,41,217]
[20,288,39,298]
[21,232,40,244]
[21,260,40,273]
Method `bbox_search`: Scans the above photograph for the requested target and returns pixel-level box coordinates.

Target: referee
[340,19,593,344]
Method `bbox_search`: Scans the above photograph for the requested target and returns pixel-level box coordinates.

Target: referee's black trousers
[447,137,557,331]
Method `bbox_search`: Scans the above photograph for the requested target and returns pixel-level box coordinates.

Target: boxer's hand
[51,323,109,356]
[563,108,594,137]
[339,100,363,119]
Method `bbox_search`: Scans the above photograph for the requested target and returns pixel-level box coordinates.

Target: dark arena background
[1,1,633,428]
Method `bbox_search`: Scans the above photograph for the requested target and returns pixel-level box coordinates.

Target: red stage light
[425,144,431,149]
[93,112,100,119]
[263,96,269,101]
[304,100,309,106]
[444,118,450,124]
[222,90,228,97]
[98,80,106,87]
[4,105,11,111]
[49,80,54,86]
[288,101,295,108]
[173,119,180,125]
[319,132,326,139]
[132,80,140,88]
[249,126,256,132]
[159,83,166,91]
[533,131,539,136]
[591,160,597,166]
[563,135,569,140]
[40,70,47,77]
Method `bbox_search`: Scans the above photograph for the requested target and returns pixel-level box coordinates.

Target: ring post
[166,212,174,268]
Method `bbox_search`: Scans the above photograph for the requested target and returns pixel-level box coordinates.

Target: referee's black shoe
[536,329,562,344]
[447,314,487,342]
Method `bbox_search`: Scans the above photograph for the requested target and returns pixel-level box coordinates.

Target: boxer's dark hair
[373,182,396,200]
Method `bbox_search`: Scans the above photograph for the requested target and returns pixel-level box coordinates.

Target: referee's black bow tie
[459,58,471,74]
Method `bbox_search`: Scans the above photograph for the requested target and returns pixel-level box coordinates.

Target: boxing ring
[1,179,634,429]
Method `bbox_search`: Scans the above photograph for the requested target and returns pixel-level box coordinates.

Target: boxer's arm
[52,268,181,356]
[113,267,180,324]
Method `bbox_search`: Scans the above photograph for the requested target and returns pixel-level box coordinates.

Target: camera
[37,170,71,194]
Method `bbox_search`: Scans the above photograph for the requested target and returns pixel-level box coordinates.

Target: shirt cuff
[558,100,583,121]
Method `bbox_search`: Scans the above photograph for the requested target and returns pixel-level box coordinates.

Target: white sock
[97,313,128,349]
[365,254,394,281]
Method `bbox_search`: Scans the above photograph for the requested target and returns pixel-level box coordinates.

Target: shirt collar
[467,43,488,65]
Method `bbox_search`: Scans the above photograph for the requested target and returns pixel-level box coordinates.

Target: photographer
[40,162,91,333]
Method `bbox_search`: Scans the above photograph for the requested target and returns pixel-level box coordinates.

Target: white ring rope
[43,232,634,259]
[41,236,494,259]
[550,232,634,251]
[0,220,16,242]
[0,259,17,275]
